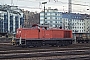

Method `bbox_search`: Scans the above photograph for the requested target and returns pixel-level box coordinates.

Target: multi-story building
[62,13,90,33]
[22,10,40,28]
[0,5,24,33]
[62,13,84,33]
[84,15,90,33]
[40,8,90,34]
[40,7,62,28]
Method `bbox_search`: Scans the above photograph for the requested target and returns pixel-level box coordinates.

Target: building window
[40,17,44,19]
[40,21,43,24]
[55,13,57,15]
[55,17,57,19]
[55,25,57,27]
[50,21,52,23]
[45,17,47,19]
[53,21,55,23]
[51,13,55,15]
[50,16,52,19]
[45,13,47,15]
[40,13,44,15]
[47,13,50,15]
[53,25,55,27]
[50,25,52,27]
[47,21,50,23]
[47,17,50,19]
[52,17,55,19]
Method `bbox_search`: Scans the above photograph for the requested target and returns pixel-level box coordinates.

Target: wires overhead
[19,6,42,9]
[49,0,58,2]
[17,0,89,13]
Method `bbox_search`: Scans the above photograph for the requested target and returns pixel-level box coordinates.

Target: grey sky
[0,0,90,14]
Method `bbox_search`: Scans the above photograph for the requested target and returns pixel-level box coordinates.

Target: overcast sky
[0,0,90,14]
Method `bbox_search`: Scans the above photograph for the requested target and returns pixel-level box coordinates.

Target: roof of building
[62,13,90,20]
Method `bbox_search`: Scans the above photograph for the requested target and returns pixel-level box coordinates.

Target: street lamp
[42,2,47,25]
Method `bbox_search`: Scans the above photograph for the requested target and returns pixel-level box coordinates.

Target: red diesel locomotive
[14,26,74,47]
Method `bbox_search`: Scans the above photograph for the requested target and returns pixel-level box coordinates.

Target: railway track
[0,43,90,60]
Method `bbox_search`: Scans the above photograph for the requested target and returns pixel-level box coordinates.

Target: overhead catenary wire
[17,0,89,13]
[52,0,89,13]
[18,0,43,9]
[19,6,42,9]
